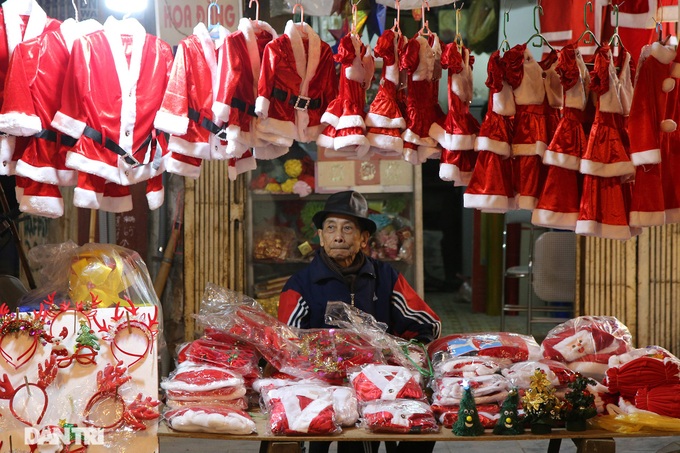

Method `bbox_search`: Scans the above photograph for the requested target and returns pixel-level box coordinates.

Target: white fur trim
[252,143,288,160]
[665,207,680,224]
[167,135,211,160]
[73,186,102,209]
[336,115,365,130]
[662,77,676,93]
[629,210,665,228]
[366,132,403,153]
[66,151,162,185]
[320,111,340,128]
[474,137,511,157]
[15,160,76,186]
[166,408,256,434]
[51,111,86,138]
[517,195,537,211]
[192,22,220,99]
[430,123,476,150]
[402,148,419,165]
[154,110,190,136]
[212,101,231,123]
[0,135,15,175]
[542,149,580,171]
[616,4,658,29]
[365,112,405,129]
[575,220,632,240]
[439,163,456,181]
[61,18,102,53]
[0,112,42,136]
[334,134,369,153]
[630,148,661,166]
[240,18,277,98]
[146,187,164,210]
[3,0,48,59]
[512,141,547,157]
[661,119,678,133]
[402,128,438,147]
[100,193,133,213]
[579,159,635,177]
[256,116,296,144]
[463,193,515,213]
[165,154,201,179]
[226,139,249,160]
[232,154,257,179]
[316,134,334,149]
[492,82,516,116]
[531,209,577,230]
[20,192,64,218]
[255,96,270,119]
[672,62,680,79]
[418,145,440,162]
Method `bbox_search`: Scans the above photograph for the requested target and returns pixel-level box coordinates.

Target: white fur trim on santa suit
[630,148,662,166]
[20,192,64,218]
[542,149,580,171]
[365,112,406,129]
[320,111,340,128]
[162,366,244,392]
[167,135,212,160]
[516,195,538,211]
[147,187,164,210]
[0,112,42,136]
[154,110,190,136]
[227,153,257,180]
[366,133,403,154]
[492,82,516,116]
[15,159,77,186]
[579,159,635,177]
[512,141,547,157]
[474,136,511,157]
[0,135,16,175]
[616,0,657,29]
[463,193,516,213]
[73,186,102,209]
[287,20,320,143]
[531,209,578,231]
[629,210,665,227]
[439,163,471,186]
[345,34,368,83]
[50,111,86,139]
[65,150,164,186]
[240,17,277,96]
[336,115,366,131]
[3,0,48,59]
[254,96,270,119]
[165,154,201,179]
[575,220,634,241]
[212,101,231,123]
[99,193,133,213]
[253,142,287,160]
[165,407,257,434]
[429,123,475,151]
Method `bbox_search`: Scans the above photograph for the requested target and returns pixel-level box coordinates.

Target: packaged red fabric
[501,359,576,389]
[165,397,249,411]
[635,384,680,418]
[265,384,340,435]
[176,337,261,386]
[606,356,680,399]
[433,356,502,378]
[431,403,500,429]
[428,332,541,365]
[349,364,425,402]
[541,316,634,380]
[164,405,256,434]
[161,362,247,408]
[431,374,511,406]
[360,399,439,434]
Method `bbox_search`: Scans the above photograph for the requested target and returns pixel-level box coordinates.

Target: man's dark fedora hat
[312,191,377,234]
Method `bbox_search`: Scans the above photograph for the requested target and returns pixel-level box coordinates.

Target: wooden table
[157,412,680,453]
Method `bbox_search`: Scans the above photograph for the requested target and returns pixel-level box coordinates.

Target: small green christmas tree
[562,373,597,431]
[75,320,100,351]
[452,382,485,436]
[521,368,562,434]
[493,387,524,435]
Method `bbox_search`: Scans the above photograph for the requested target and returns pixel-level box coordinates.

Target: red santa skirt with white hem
[402,79,444,165]
[365,78,406,157]
[432,101,479,186]
[660,130,680,224]
[464,112,515,212]
[512,103,550,157]
[18,179,64,218]
[542,108,586,171]
[575,175,639,240]
[532,165,581,230]
[580,112,635,177]
[629,163,666,227]
[512,155,546,211]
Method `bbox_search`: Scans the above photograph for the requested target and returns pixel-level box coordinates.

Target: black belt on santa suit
[33,128,78,147]
[270,87,321,110]
[187,107,227,138]
[81,125,167,168]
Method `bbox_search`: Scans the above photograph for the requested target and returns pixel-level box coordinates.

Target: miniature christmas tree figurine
[493,387,524,435]
[521,368,563,434]
[562,373,597,431]
[75,320,100,351]
[452,381,485,436]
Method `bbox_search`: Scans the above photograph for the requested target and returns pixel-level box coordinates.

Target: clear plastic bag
[431,374,511,406]
[428,332,542,366]
[360,399,440,434]
[433,356,502,378]
[160,362,246,405]
[431,403,501,429]
[263,383,340,435]
[176,337,261,386]
[501,359,576,389]
[348,364,425,403]
[164,405,256,434]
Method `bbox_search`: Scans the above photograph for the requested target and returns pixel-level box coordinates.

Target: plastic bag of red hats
[427,332,542,367]
[360,399,440,433]
[605,346,680,400]
[176,337,261,387]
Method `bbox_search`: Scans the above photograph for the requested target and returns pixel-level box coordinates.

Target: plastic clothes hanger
[454,1,464,51]
[418,1,431,36]
[498,6,510,53]
[207,1,221,39]
[391,0,402,35]
[249,0,259,21]
[608,3,622,49]
[292,3,307,37]
[351,0,360,36]
[71,0,82,22]
[525,0,554,51]
[577,1,601,47]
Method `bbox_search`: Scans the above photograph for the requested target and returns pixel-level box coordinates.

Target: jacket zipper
[350,293,355,306]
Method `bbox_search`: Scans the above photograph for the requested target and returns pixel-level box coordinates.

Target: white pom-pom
[661,119,678,133]
[672,62,680,79]
[662,77,676,93]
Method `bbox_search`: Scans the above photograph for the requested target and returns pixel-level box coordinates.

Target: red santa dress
[316,32,374,159]
[464,50,516,213]
[576,45,638,240]
[0,0,61,177]
[400,32,445,165]
[429,43,480,186]
[212,18,282,177]
[0,18,101,218]
[154,22,231,180]
[51,17,173,212]
[255,20,337,151]
[628,42,677,227]
[365,28,407,158]
[659,49,680,224]
[533,43,589,230]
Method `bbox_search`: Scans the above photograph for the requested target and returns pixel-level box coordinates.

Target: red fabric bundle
[349,364,425,402]
[266,387,339,435]
[361,399,439,434]
[431,403,500,429]
[635,384,680,418]
[433,356,502,378]
[606,357,680,399]
[428,332,541,364]
[176,337,261,386]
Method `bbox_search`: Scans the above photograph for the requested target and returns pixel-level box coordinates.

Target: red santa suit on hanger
[316,32,374,159]
[254,20,337,152]
[0,18,102,218]
[211,18,280,179]
[464,50,516,213]
[430,42,479,185]
[154,22,231,180]
[628,42,677,227]
[365,28,407,158]
[533,43,589,230]
[576,44,638,239]
[400,32,445,165]
[659,49,680,224]
[0,0,60,177]
[51,16,173,212]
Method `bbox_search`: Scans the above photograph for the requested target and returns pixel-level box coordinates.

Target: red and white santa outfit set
[533,43,590,230]
[348,364,424,402]
[365,28,407,158]
[576,45,638,239]
[0,0,61,179]
[164,406,256,434]
[264,384,338,435]
[431,374,511,406]
[464,50,516,212]
[400,32,445,165]
[255,20,337,152]
[430,43,480,185]
[658,49,680,224]
[627,42,677,227]
[51,16,173,212]
[161,362,247,408]
[154,22,231,180]
[213,17,283,178]
[0,18,101,218]
[360,399,439,433]
[316,32,374,159]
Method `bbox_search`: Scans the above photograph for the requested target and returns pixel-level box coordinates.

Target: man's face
[319,214,370,268]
